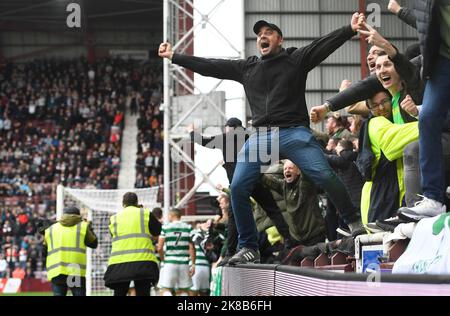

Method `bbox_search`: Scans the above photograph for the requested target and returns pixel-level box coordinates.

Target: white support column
[163,0,171,224]
[56,184,64,220]
[85,208,93,296]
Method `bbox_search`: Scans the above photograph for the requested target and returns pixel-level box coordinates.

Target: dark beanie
[63,206,80,215]
[225,117,242,128]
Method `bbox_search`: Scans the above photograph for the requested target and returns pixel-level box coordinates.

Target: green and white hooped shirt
[161,221,193,265]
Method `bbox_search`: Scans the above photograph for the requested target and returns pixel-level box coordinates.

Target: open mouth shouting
[260,41,271,54]
[375,55,400,90]
[284,171,294,183]
[380,74,392,86]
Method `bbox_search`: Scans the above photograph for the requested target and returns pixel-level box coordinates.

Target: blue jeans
[230,126,360,250]
[419,55,450,203]
[51,282,86,296]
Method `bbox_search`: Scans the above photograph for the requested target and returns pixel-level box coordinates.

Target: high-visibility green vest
[108,206,157,266]
[45,221,88,281]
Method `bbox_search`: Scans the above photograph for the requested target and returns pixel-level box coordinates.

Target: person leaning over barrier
[44,206,98,296]
[104,192,161,296]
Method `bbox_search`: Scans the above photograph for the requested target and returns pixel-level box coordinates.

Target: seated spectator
[326,114,352,140]
[0,56,163,278]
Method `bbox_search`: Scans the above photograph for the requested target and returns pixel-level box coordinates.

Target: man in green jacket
[262,160,326,246]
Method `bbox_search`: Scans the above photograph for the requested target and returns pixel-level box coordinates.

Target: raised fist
[158,42,173,59]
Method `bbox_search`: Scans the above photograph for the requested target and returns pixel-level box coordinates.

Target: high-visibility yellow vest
[45,221,88,281]
[108,206,157,266]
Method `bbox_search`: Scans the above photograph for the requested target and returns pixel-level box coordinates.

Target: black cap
[225,117,242,128]
[63,206,80,215]
[253,20,283,37]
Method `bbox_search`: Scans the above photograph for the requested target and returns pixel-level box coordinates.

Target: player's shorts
[190,265,211,292]
[158,263,192,290]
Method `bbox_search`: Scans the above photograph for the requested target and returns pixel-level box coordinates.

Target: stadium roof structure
[0,0,163,31]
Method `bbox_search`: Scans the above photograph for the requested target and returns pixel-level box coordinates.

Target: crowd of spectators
[135,80,164,188]
[0,56,163,278]
[197,1,450,268]
[0,0,446,280]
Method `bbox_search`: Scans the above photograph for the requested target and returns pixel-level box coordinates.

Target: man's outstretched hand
[358,22,397,58]
[388,0,401,15]
[310,104,328,124]
[351,12,365,32]
[159,42,174,59]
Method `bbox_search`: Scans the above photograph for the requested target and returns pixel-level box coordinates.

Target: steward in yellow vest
[44,206,98,296]
[104,192,162,296]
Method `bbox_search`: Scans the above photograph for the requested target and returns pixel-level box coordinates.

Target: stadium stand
[0,57,163,279]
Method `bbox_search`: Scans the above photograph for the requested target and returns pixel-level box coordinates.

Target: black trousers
[113,279,153,296]
[325,198,347,241]
[227,182,292,256]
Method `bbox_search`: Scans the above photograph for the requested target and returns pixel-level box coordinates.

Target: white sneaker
[336,227,351,237]
[398,195,446,221]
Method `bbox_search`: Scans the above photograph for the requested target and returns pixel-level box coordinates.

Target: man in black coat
[188,118,296,265]
[160,13,366,264]
[398,0,450,220]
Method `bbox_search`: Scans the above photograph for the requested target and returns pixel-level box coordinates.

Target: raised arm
[261,173,284,195]
[187,123,217,148]
[159,42,247,83]
[369,117,419,161]
[291,13,363,72]
[310,75,383,123]
[388,0,417,29]
[359,22,423,103]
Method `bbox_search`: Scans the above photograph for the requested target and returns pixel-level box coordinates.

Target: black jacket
[173,25,356,128]
[398,6,418,29]
[414,0,442,79]
[397,1,442,79]
[325,150,364,208]
[190,127,249,182]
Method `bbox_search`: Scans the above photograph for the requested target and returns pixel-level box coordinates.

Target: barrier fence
[220,265,450,296]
